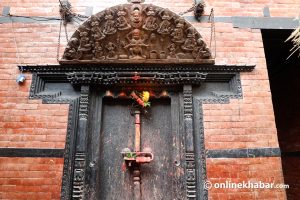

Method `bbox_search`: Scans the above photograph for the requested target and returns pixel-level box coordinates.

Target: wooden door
[86,94,185,200]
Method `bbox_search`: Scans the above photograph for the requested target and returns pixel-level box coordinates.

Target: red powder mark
[132,73,141,81]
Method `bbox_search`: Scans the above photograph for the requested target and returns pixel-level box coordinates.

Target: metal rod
[134,110,141,152]
[133,168,141,200]
[133,109,141,200]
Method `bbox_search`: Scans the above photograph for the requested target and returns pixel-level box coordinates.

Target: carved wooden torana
[60,3,214,64]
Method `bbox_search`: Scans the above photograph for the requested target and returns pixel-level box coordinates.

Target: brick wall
[0,158,63,200]
[207,157,286,200]
[1,0,298,199]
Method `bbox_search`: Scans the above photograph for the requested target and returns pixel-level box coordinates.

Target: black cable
[1,13,88,22]
[1,14,60,21]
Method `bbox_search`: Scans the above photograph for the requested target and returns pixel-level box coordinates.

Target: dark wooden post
[183,85,197,199]
[72,85,90,199]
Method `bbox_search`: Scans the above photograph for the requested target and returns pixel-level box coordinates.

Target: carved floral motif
[61,3,213,64]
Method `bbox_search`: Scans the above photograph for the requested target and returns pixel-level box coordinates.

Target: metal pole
[133,110,141,200]
[134,110,141,152]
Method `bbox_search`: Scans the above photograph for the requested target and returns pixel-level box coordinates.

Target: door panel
[99,100,135,200]
[140,100,173,200]
[99,98,176,200]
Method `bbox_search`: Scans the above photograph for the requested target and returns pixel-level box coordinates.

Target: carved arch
[60,3,214,64]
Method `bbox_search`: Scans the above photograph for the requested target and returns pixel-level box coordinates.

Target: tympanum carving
[60,3,213,64]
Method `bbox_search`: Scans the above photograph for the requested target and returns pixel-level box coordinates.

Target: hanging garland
[130,91,151,107]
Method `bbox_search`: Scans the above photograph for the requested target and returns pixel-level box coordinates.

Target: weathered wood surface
[95,98,183,199]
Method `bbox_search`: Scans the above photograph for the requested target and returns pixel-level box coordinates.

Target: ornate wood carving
[67,71,207,85]
[79,86,89,119]
[193,100,208,200]
[72,86,90,199]
[21,62,253,200]
[20,64,255,73]
[72,152,86,199]
[61,99,79,200]
[60,3,214,64]
[183,85,197,199]
[28,73,79,104]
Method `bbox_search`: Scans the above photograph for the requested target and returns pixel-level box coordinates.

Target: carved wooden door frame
[20,63,254,200]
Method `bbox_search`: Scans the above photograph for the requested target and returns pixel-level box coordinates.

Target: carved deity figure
[157,9,173,35]
[78,31,92,59]
[64,38,79,60]
[148,33,157,44]
[116,6,131,30]
[171,18,185,43]
[106,42,118,59]
[181,27,197,51]
[142,6,158,31]
[192,38,212,59]
[124,29,148,59]
[91,20,105,42]
[167,43,177,59]
[130,6,143,28]
[103,10,117,35]
[93,42,105,60]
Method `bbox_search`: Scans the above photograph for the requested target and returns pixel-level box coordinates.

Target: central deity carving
[124,29,148,59]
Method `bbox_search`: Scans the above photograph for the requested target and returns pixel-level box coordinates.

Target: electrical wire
[208,8,217,59]
[9,15,20,65]
[0,13,88,23]
[57,19,63,61]
[1,14,60,22]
